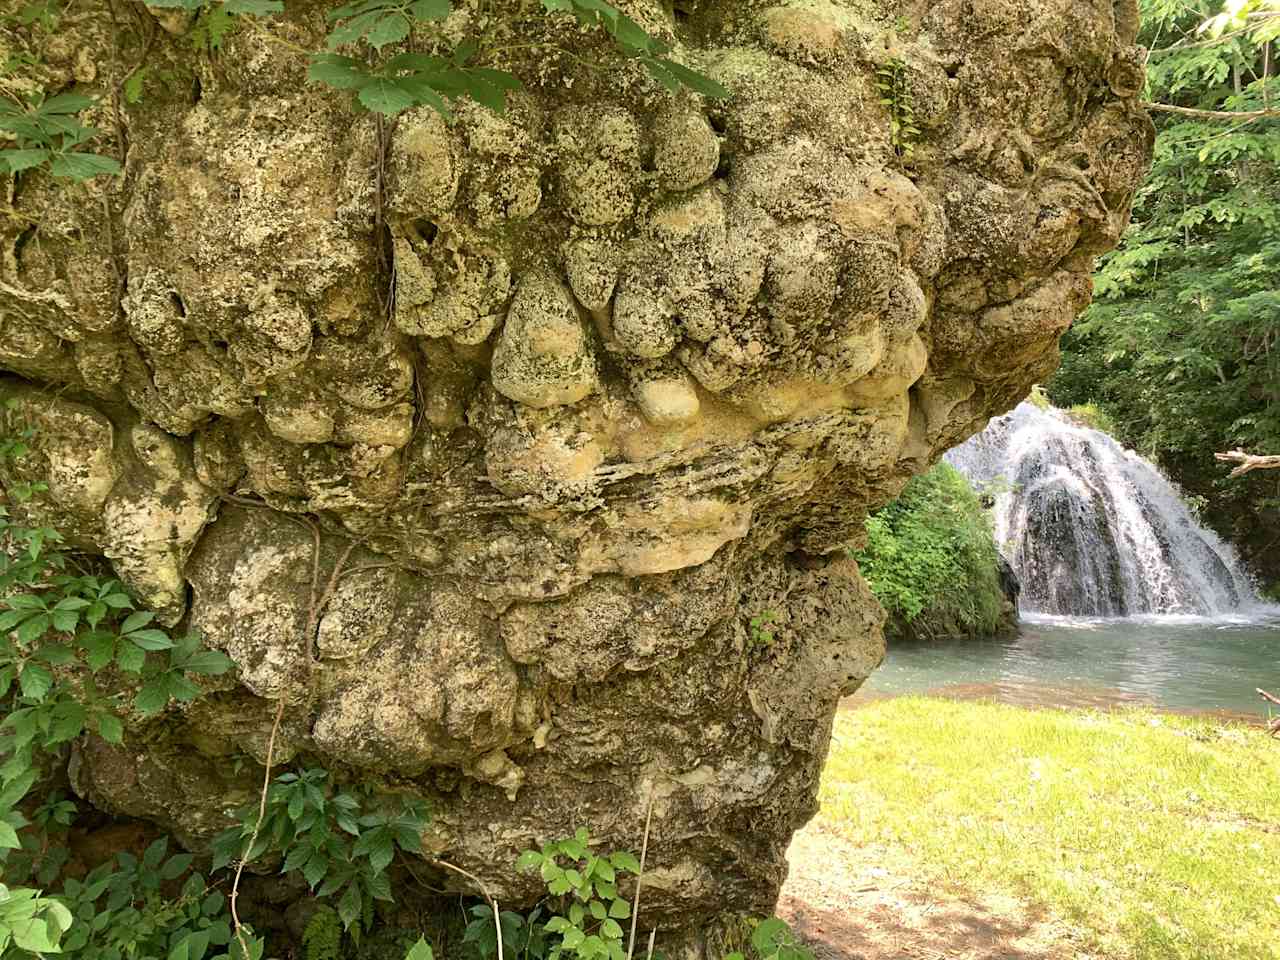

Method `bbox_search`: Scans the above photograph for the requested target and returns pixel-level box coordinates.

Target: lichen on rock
[0,0,1151,948]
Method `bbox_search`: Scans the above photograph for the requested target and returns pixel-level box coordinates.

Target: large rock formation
[0,0,1150,947]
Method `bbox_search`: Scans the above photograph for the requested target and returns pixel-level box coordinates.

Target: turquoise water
[859,613,1280,719]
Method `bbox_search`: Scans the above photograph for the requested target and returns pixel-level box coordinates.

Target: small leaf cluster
[463,903,549,960]
[747,610,777,649]
[0,93,121,180]
[211,768,429,935]
[42,837,263,960]
[725,918,813,960]
[541,0,728,97]
[503,828,639,960]
[874,57,920,161]
[0,882,72,956]
[302,904,343,960]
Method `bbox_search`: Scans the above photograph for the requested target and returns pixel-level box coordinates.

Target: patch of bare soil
[777,822,1085,960]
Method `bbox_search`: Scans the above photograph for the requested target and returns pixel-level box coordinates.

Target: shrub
[852,463,1005,641]
[1065,403,1117,436]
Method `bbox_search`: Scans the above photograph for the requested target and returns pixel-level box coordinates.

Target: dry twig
[1215,450,1280,477]
[428,858,505,960]
[228,521,358,957]
[626,791,656,960]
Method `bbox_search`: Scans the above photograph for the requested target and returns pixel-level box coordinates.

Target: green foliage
[5,0,729,189]
[0,882,72,956]
[0,92,121,181]
[2,836,265,960]
[852,462,1005,640]
[465,827,639,960]
[0,416,240,957]
[304,905,344,960]
[541,0,728,98]
[211,768,429,935]
[1049,0,1280,540]
[1064,403,1117,436]
[724,917,812,960]
[310,0,726,119]
[190,4,246,54]
[747,610,778,649]
[874,57,919,160]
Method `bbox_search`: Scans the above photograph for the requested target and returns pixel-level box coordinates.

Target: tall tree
[1051,0,1280,578]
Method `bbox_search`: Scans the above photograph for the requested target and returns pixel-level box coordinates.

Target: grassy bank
[816,698,1280,960]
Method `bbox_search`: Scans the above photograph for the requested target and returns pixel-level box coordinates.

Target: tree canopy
[1049,0,1280,573]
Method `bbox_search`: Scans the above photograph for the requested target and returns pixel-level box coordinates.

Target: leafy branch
[211,768,429,935]
[309,0,727,118]
[0,93,121,181]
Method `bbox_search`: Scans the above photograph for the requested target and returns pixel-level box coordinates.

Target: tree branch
[1144,102,1280,120]
[1215,450,1280,477]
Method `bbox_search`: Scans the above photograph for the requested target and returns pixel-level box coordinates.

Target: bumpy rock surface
[0,0,1150,947]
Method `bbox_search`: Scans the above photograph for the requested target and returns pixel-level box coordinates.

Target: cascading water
[945,402,1259,617]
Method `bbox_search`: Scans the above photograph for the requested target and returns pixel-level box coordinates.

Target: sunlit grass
[817,698,1280,960]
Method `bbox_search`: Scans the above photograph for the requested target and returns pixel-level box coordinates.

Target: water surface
[858,613,1280,719]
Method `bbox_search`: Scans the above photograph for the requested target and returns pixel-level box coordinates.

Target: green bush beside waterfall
[853,463,1011,642]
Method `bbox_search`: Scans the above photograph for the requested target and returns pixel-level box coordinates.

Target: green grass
[818,698,1280,960]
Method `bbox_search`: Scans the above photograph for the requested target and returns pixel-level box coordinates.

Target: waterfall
[945,402,1260,617]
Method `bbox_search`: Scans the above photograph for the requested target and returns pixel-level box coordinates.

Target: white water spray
[945,402,1260,617]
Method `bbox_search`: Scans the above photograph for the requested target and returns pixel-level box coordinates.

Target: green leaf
[134,677,170,716]
[308,54,370,89]
[364,11,410,48]
[0,608,32,631]
[0,148,51,172]
[38,92,96,115]
[408,0,450,19]
[116,641,146,673]
[160,852,194,879]
[752,918,789,954]
[16,614,50,645]
[167,672,203,702]
[120,610,155,634]
[336,882,362,929]
[18,663,52,700]
[649,57,728,98]
[102,592,134,609]
[600,918,623,940]
[609,851,641,874]
[302,849,329,888]
[182,649,235,675]
[357,78,419,116]
[48,151,122,181]
[127,628,174,651]
[404,938,435,960]
[84,631,117,671]
[607,897,630,919]
[223,0,285,13]
[516,849,544,872]
[0,820,20,848]
[34,643,75,665]
[327,9,385,47]
[85,600,108,628]
[96,713,124,744]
